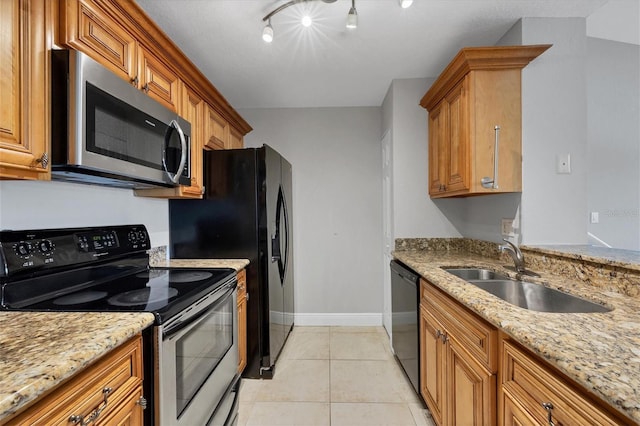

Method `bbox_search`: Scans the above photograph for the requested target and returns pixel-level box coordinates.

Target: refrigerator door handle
[281,186,290,285]
[272,186,287,284]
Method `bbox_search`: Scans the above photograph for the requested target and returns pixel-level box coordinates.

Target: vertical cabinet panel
[229,126,244,149]
[0,0,49,180]
[444,79,469,193]
[428,102,446,194]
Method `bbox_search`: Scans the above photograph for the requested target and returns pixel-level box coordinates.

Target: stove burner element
[168,271,213,283]
[54,291,108,305]
[108,287,178,307]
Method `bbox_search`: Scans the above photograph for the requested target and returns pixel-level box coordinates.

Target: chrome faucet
[499,239,525,273]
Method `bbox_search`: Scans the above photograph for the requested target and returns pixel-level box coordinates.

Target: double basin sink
[443,268,611,313]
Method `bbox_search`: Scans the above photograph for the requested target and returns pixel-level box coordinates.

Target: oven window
[175,294,234,416]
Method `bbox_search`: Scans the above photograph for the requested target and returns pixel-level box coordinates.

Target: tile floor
[238,326,436,426]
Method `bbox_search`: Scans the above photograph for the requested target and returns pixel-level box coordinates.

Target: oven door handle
[163,282,235,340]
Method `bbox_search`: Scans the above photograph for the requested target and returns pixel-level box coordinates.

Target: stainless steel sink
[443,268,611,313]
[444,268,509,281]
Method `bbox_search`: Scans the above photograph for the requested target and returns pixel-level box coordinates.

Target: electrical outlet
[591,212,599,224]
[556,154,571,174]
[501,219,514,236]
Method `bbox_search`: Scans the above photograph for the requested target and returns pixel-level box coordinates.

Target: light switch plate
[591,212,599,223]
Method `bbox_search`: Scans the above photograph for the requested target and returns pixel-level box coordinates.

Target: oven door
[158,282,238,426]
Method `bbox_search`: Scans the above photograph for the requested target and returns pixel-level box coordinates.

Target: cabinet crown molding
[420,44,552,112]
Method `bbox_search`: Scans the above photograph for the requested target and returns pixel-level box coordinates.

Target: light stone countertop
[0,312,155,421]
[150,258,250,271]
[393,249,640,425]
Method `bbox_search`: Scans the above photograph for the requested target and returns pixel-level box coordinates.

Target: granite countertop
[150,258,250,271]
[0,312,155,422]
[393,249,640,424]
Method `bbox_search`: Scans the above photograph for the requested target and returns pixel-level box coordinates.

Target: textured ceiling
[135,0,632,109]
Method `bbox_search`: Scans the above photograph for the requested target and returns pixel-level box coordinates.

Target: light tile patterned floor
[238,326,436,426]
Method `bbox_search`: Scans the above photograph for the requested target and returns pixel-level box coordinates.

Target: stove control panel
[0,225,150,278]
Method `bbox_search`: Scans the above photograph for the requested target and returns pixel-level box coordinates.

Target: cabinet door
[139,47,179,112]
[502,391,538,426]
[447,336,496,426]
[61,0,137,82]
[97,385,144,426]
[205,104,229,150]
[444,78,470,193]
[428,101,447,195]
[420,305,445,425]
[0,0,49,179]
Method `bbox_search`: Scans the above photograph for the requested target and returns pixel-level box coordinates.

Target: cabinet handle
[131,76,139,86]
[142,83,150,93]
[440,332,448,343]
[35,152,49,169]
[481,125,500,189]
[541,402,556,426]
[435,329,442,339]
[69,387,113,425]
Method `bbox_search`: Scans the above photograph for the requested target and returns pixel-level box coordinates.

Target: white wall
[497,18,589,245]
[586,37,640,250]
[239,107,384,325]
[388,79,462,239]
[0,181,170,246]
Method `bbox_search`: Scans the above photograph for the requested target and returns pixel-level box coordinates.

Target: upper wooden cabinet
[60,0,137,82]
[138,46,179,111]
[205,104,231,150]
[420,45,551,198]
[0,0,50,180]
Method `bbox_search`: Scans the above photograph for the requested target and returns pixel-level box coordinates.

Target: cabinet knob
[142,83,150,93]
[131,76,139,86]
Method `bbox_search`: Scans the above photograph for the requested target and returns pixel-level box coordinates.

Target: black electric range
[0,224,235,322]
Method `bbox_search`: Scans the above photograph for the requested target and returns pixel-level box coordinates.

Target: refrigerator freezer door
[265,146,286,368]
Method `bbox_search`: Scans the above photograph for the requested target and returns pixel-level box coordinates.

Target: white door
[381,130,394,341]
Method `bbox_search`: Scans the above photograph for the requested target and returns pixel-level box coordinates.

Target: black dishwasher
[390,260,420,394]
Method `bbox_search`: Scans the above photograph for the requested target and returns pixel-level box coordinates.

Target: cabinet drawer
[421,279,498,372]
[501,338,624,426]
[6,335,143,425]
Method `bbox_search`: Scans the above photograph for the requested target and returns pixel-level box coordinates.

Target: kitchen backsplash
[147,246,167,264]
[395,237,640,298]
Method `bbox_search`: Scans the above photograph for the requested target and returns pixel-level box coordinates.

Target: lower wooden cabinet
[4,334,145,425]
[237,269,247,373]
[499,337,626,426]
[419,279,497,426]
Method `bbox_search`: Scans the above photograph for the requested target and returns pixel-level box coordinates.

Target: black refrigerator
[169,145,294,379]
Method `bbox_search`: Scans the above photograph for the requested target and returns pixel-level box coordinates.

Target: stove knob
[128,231,138,243]
[137,231,147,243]
[39,240,53,254]
[15,242,32,257]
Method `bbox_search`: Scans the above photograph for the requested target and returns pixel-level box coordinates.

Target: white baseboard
[294,313,383,326]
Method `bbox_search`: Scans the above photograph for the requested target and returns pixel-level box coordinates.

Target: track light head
[262,19,274,43]
[400,0,413,8]
[346,0,357,29]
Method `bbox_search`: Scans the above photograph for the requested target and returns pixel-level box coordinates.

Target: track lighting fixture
[262,18,274,43]
[346,0,357,29]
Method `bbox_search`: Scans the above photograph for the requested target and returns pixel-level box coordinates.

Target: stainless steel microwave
[51,49,191,189]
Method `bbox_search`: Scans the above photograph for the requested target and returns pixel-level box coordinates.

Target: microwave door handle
[163,119,188,184]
